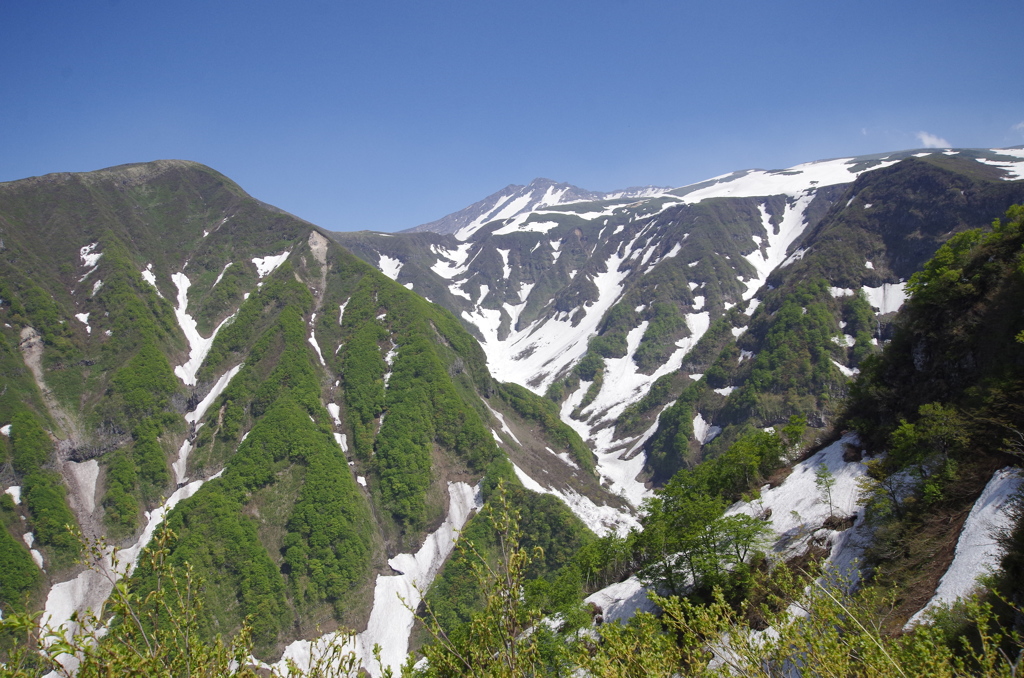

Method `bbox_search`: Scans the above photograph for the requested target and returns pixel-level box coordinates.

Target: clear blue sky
[2,1,1022,232]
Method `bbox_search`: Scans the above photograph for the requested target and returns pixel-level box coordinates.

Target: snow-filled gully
[41,469,224,672]
[170,271,236,386]
[272,482,482,676]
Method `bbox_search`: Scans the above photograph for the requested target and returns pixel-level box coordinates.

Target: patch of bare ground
[766,465,793,488]
[874,455,1011,632]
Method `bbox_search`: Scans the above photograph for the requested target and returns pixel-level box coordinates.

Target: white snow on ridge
[252,251,291,278]
[378,255,403,280]
[678,156,897,204]
[140,263,162,297]
[862,282,907,315]
[212,262,233,289]
[273,482,482,677]
[906,468,1024,628]
[492,218,561,236]
[975,148,1024,180]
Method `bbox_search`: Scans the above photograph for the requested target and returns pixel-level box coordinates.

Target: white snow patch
[865,261,874,269]
[975,148,1024,180]
[831,359,860,378]
[678,156,896,205]
[692,295,705,311]
[90,279,103,296]
[308,312,326,366]
[692,413,722,445]
[546,446,579,470]
[906,468,1024,627]
[862,282,907,315]
[140,264,163,297]
[79,243,102,268]
[586,576,657,624]
[74,313,91,334]
[338,300,349,325]
[334,433,348,452]
[211,262,233,289]
[714,387,736,396]
[67,460,99,514]
[327,403,341,427]
[378,255,403,280]
[829,287,854,298]
[488,406,521,446]
[41,472,219,667]
[689,373,704,381]
[731,325,747,338]
[357,476,367,487]
[832,334,856,348]
[742,199,814,300]
[170,271,237,386]
[496,248,512,279]
[726,433,869,571]
[430,243,474,278]
[4,485,20,504]
[466,246,632,395]
[745,298,761,315]
[252,251,291,278]
[492,219,560,236]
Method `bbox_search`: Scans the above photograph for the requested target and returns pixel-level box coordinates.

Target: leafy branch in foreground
[410,480,546,678]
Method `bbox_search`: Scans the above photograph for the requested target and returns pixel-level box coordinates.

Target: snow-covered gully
[272,482,482,677]
[40,469,224,673]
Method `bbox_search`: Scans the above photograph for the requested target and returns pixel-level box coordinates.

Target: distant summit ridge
[405,177,671,239]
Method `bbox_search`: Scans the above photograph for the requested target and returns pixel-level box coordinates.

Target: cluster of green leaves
[98,339,182,529]
[636,428,785,596]
[1,526,366,678]
[643,380,706,482]
[840,205,1024,616]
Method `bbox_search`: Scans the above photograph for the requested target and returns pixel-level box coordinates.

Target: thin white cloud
[916,131,950,148]
[1013,121,1024,135]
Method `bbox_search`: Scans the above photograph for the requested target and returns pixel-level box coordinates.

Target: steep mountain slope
[332,147,1024,500]
[0,161,619,667]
